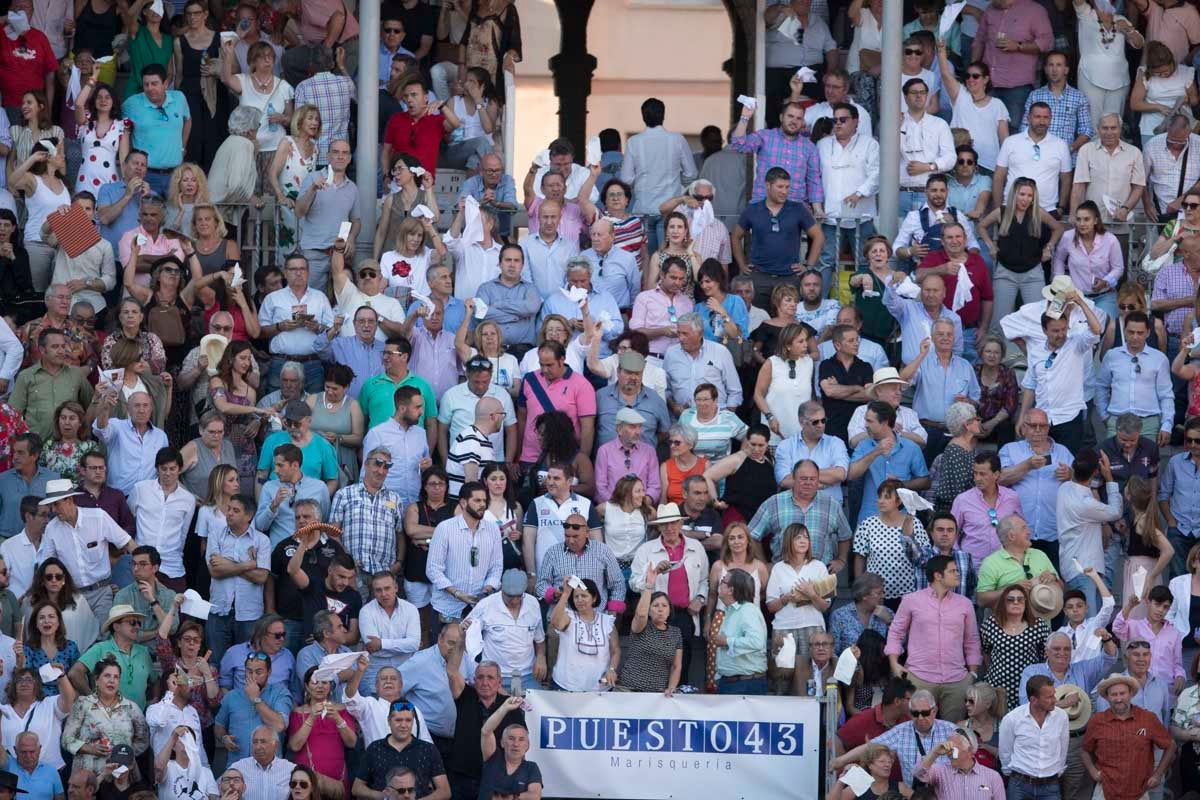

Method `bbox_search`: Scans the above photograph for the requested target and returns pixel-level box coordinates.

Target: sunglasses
[1032,143,1042,162]
[563,522,587,530]
[359,270,379,278]
[1131,354,1141,374]
[832,116,851,124]
[290,781,311,789]
[966,72,985,79]
[390,701,416,713]
[910,709,934,717]
[806,417,827,425]
[987,508,998,528]
[383,27,403,34]
[1185,203,1200,210]
[1126,640,1151,649]
[1005,596,1026,603]
[904,48,923,55]
[1117,304,1139,311]
[369,458,394,469]
[248,652,271,662]
[44,573,65,582]
[470,545,478,568]
[1186,437,1200,445]
[669,439,686,446]
[394,790,416,797]
[1043,351,1058,370]
[957,158,975,166]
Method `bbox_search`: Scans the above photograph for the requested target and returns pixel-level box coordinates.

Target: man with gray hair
[45,191,117,319]
[537,256,624,355]
[66,770,97,800]
[216,769,245,800]
[662,312,741,417]
[257,252,335,394]
[256,360,307,415]
[92,388,169,494]
[579,217,639,310]
[832,688,957,786]
[293,609,356,703]
[1070,112,1144,255]
[1144,111,1200,223]
[11,731,63,800]
[657,178,733,267]
[116,192,184,278]
[229,725,296,800]
[976,514,1061,607]
[913,726,1006,797]
[179,312,260,425]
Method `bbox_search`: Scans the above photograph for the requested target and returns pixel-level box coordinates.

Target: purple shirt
[1053,231,1124,294]
[887,587,982,683]
[74,485,136,538]
[409,326,459,400]
[974,0,1054,89]
[1113,610,1186,685]
[950,486,1025,567]
[729,128,825,204]
[594,439,661,505]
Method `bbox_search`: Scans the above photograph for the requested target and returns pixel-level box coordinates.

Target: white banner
[524,690,822,799]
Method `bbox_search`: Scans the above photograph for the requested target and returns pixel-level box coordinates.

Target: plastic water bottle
[511,673,523,697]
[266,101,279,132]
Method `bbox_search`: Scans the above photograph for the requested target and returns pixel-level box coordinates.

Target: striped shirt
[912,760,1007,800]
[230,756,296,800]
[426,515,504,618]
[446,424,494,499]
[747,490,852,562]
[329,483,404,575]
[872,720,956,785]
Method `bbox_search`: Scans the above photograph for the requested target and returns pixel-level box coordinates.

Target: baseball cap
[500,569,526,597]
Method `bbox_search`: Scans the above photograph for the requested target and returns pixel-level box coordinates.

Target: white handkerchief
[896,488,934,514]
[135,233,148,247]
[464,619,484,658]
[318,651,363,672]
[462,194,484,246]
[410,165,427,178]
[472,298,489,319]
[952,747,960,759]
[585,136,602,167]
[220,31,239,44]
[97,366,124,387]
[736,94,758,111]
[893,274,921,299]
[795,66,817,83]
[839,766,874,796]
[311,667,339,683]
[952,264,974,312]
[325,165,335,184]
[1191,327,1200,349]
[1132,565,1148,599]
[37,138,55,153]
[834,647,858,685]
[111,766,129,779]
[1102,193,1122,217]
[775,633,796,669]
[533,149,550,168]
[596,310,615,330]
[920,319,932,340]
[940,1,967,37]
[411,204,435,220]
[149,0,164,17]
[230,263,245,289]
[1072,558,1085,576]
[67,66,82,107]
[39,663,63,683]
[411,292,436,314]
[95,55,114,64]
[337,220,352,242]
[862,289,880,298]
[776,14,801,40]
[567,575,587,590]
[689,200,715,241]
[561,286,588,304]
[180,589,211,620]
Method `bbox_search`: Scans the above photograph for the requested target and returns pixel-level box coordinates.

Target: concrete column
[552,0,597,155]
[877,0,903,238]
[355,0,380,262]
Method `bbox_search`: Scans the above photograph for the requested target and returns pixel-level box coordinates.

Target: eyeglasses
[394,790,416,797]
[806,417,827,425]
[1186,437,1200,445]
[44,573,65,582]
[832,116,851,124]
[359,271,379,278]
[390,701,416,713]
[122,618,142,627]
[290,781,311,789]
[383,27,403,34]
[910,709,934,717]
[563,522,587,530]
[964,698,976,704]
[267,631,285,640]
[1117,304,1139,312]
[283,420,302,429]
[904,47,923,55]
[957,158,975,166]
[369,458,394,469]
[965,72,985,80]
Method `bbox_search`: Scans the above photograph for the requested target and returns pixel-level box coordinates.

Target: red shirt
[664,539,689,608]
[383,111,446,177]
[917,250,994,329]
[0,30,57,107]
[837,704,908,782]
[1082,706,1174,800]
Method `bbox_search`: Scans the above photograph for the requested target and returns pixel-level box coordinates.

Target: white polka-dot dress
[76,118,127,193]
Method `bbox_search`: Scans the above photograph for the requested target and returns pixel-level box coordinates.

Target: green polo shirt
[112,582,178,643]
[359,372,437,431]
[976,546,1059,595]
[77,639,154,710]
[9,363,94,441]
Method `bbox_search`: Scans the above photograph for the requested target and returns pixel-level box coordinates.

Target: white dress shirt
[998,702,1069,778]
[127,479,197,579]
[1057,594,1116,663]
[899,112,956,189]
[1056,480,1122,583]
[344,691,432,746]
[445,236,502,301]
[257,287,335,355]
[894,205,981,252]
[41,506,132,587]
[208,525,271,621]
[0,316,23,383]
[145,698,208,766]
[997,131,1073,209]
[817,132,880,225]
[0,530,42,600]
[847,404,928,446]
[358,597,422,667]
[92,418,169,495]
[1021,330,1099,425]
[230,756,296,800]
[464,591,545,677]
[620,125,698,215]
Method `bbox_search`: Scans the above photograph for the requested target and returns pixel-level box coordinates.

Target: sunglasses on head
[563,522,587,530]
[248,651,271,662]
[390,701,416,713]
[1126,640,1151,649]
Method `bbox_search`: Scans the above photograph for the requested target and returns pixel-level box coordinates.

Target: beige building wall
[512,0,733,174]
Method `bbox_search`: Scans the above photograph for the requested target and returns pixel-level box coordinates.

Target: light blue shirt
[539,289,624,355]
[458,174,518,236]
[218,643,296,692]
[4,755,62,800]
[1160,452,1200,537]
[1017,651,1119,703]
[123,91,190,170]
[96,180,139,255]
[0,467,58,538]
[662,340,744,408]
[851,436,929,524]
[92,418,169,495]
[399,644,458,738]
[519,233,578,298]
[378,43,414,86]
[819,338,889,373]
[772,433,850,505]
[882,283,964,365]
[293,642,351,703]
[315,335,385,399]
[208,525,271,621]
[253,476,333,548]
[214,683,294,762]
[580,247,640,309]
[910,353,981,422]
[426,515,504,617]
[947,172,992,218]
[360,419,429,505]
[1096,345,1174,429]
[696,293,750,342]
[998,439,1074,542]
[258,287,335,356]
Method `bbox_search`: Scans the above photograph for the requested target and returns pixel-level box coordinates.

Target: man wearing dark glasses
[355,701,449,800]
[976,514,1060,609]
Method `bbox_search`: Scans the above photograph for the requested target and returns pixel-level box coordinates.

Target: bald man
[447,393,503,499]
[458,153,520,238]
[580,217,640,310]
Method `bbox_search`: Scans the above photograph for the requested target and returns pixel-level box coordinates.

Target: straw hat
[101,604,142,634]
[200,334,228,376]
[1029,583,1064,621]
[1054,684,1092,731]
[865,367,908,400]
[648,503,686,525]
[38,479,82,506]
[1096,672,1142,699]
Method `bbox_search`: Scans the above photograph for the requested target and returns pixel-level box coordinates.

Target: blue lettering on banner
[539,717,804,757]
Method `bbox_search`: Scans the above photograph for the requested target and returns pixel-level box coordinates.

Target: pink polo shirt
[518,367,597,464]
[974,0,1053,90]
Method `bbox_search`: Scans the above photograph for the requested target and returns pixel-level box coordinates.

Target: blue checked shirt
[426,515,504,618]
[747,490,852,562]
[1159,452,1200,537]
[1021,85,1096,167]
[829,601,890,653]
[912,545,976,599]
[329,483,404,575]
[1095,345,1174,430]
[872,720,956,785]
[535,539,627,611]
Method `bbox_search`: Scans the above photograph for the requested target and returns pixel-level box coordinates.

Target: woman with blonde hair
[643,211,701,292]
[706,521,768,618]
[269,104,320,256]
[185,202,241,277]
[455,317,520,399]
[219,37,295,190]
[1123,474,1174,603]
[519,314,584,375]
[765,523,830,696]
[380,214,446,304]
[374,153,443,259]
[977,177,1064,329]
[830,743,906,799]
[195,464,240,554]
[750,282,800,363]
[956,681,1004,768]
[753,323,814,444]
[165,162,210,236]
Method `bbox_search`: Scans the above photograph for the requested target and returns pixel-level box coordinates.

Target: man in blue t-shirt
[731,166,824,308]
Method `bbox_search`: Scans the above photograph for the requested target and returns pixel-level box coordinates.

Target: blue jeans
[717,676,768,695]
[1066,573,1099,614]
[962,326,978,365]
[642,214,664,255]
[266,356,325,395]
[283,619,306,655]
[502,673,536,693]
[1088,289,1117,323]
[1168,527,1198,581]
[1007,775,1061,800]
[994,86,1033,130]
[207,612,256,668]
[819,220,876,299]
[899,189,925,220]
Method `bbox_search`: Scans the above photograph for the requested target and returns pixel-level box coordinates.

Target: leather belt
[273,353,321,363]
[1012,772,1061,786]
[901,186,927,193]
[78,578,112,592]
[720,672,766,680]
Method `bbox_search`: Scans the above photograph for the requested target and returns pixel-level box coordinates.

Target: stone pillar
[551,0,597,155]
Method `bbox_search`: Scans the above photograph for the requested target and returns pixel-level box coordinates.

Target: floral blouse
[976,363,1020,425]
[100,331,167,374]
[22,640,80,696]
[155,637,222,728]
[40,439,103,484]
[62,694,150,780]
[0,404,28,473]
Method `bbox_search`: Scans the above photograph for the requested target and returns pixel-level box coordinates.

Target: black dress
[178,32,230,170]
[405,501,454,591]
[722,457,777,522]
[75,0,121,59]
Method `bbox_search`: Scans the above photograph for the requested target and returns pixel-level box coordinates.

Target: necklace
[251,72,274,93]
[1099,24,1117,46]
[322,392,341,412]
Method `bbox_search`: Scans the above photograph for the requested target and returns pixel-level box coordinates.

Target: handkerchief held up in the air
[67,67,82,108]
[337,221,353,243]
[951,264,974,312]
[561,286,588,304]
[411,292,436,314]
[411,204,435,220]
[410,165,427,178]
[596,310,616,331]
[462,195,485,246]
[585,136,602,167]
[180,589,212,620]
[689,200,715,241]
[1101,194,1123,217]
[472,298,489,319]
[896,488,934,514]
[220,31,239,44]
[795,66,817,83]
[775,632,797,669]
[834,647,858,685]
[149,0,164,18]
[325,165,335,184]
[39,663,63,683]
[737,95,758,111]
[893,274,922,299]
[533,149,551,168]
[940,1,967,37]
[318,651,364,673]
[95,55,114,64]
[776,14,801,40]
[230,263,245,289]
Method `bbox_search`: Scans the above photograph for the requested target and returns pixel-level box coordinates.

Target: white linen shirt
[41,506,132,587]
[229,757,296,800]
[358,597,422,666]
[92,418,169,495]
[899,112,956,190]
[145,698,208,766]
[127,480,197,579]
[333,285,405,339]
[464,591,545,677]
[445,236,502,301]
[257,287,335,355]
[998,702,1069,778]
[817,133,880,226]
[207,525,271,621]
[996,131,1073,209]
[1021,330,1100,425]
[0,530,42,600]
[344,691,432,747]
[1056,480,1122,583]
